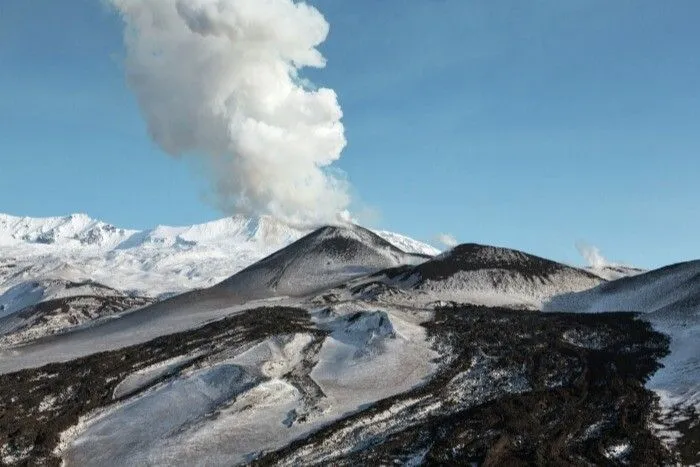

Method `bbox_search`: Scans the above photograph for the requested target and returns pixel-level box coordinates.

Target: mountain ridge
[0,213,439,303]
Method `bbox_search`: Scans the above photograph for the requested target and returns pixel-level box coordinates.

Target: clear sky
[1,0,699,268]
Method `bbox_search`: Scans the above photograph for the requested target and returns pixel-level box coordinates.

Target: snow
[0,295,277,374]
[338,246,604,310]
[63,362,261,466]
[0,282,45,318]
[0,279,123,319]
[38,395,58,412]
[0,222,434,374]
[372,230,440,257]
[604,442,631,461]
[413,268,602,309]
[112,353,203,399]
[215,224,428,301]
[0,213,436,305]
[0,295,152,349]
[230,333,314,378]
[586,265,645,281]
[1,443,33,465]
[58,305,438,466]
[6,210,694,463]
[544,260,700,449]
[310,308,436,411]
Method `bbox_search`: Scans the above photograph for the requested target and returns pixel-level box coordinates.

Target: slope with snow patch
[0,279,124,319]
[214,225,428,300]
[545,260,700,453]
[58,305,437,466]
[345,243,604,309]
[586,264,646,281]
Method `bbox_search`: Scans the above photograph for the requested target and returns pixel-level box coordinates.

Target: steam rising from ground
[111,0,349,226]
[576,241,609,269]
[436,233,459,248]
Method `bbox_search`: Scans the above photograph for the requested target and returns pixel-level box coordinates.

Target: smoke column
[575,241,609,269]
[110,0,349,226]
[436,233,459,248]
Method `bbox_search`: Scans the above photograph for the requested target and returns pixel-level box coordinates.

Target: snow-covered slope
[545,260,700,451]
[372,229,439,257]
[0,294,153,348]
[0,279,123,319]
[0,213,436,304]
[344,243,604,309]
[586,264,646,281]
[0,213,135,249]
[58,304,437,466]
[215,225,427,300]
[0,223,429,370]
[0,213,436,350]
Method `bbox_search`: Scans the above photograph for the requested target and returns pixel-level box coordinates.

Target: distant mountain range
[0,212,438,301]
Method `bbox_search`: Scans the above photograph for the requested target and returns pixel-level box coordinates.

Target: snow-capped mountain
[0,213,697,466]
[0,212,438,303]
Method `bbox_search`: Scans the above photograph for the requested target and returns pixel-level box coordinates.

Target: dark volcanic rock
[0,304,680,466]
[412,243,601,283]
[0,307,323,466]
[255,307,672,466]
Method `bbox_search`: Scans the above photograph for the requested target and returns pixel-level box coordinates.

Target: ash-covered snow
[112,353,204,400]
[0,223,430,373]
[62,362,261,466]
[333,243,604,310]
[214,224,428,300]
[0,295,153,349]
[58,306,437,466]
[545,260,700,453]
[0,213,435,349]
[587,264,646,281]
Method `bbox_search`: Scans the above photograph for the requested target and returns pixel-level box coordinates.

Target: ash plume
[110,0,349,226]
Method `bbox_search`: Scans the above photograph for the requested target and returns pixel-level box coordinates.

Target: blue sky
[1,0,699,268]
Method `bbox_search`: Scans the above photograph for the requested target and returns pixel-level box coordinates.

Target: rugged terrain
[0,214,697,466]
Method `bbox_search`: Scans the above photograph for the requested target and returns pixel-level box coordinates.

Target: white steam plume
[436,233,459,248]
[110,0,349,226]
[575,241,609,269]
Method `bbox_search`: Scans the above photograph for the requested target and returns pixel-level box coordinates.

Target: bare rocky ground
[1,303,686,466]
